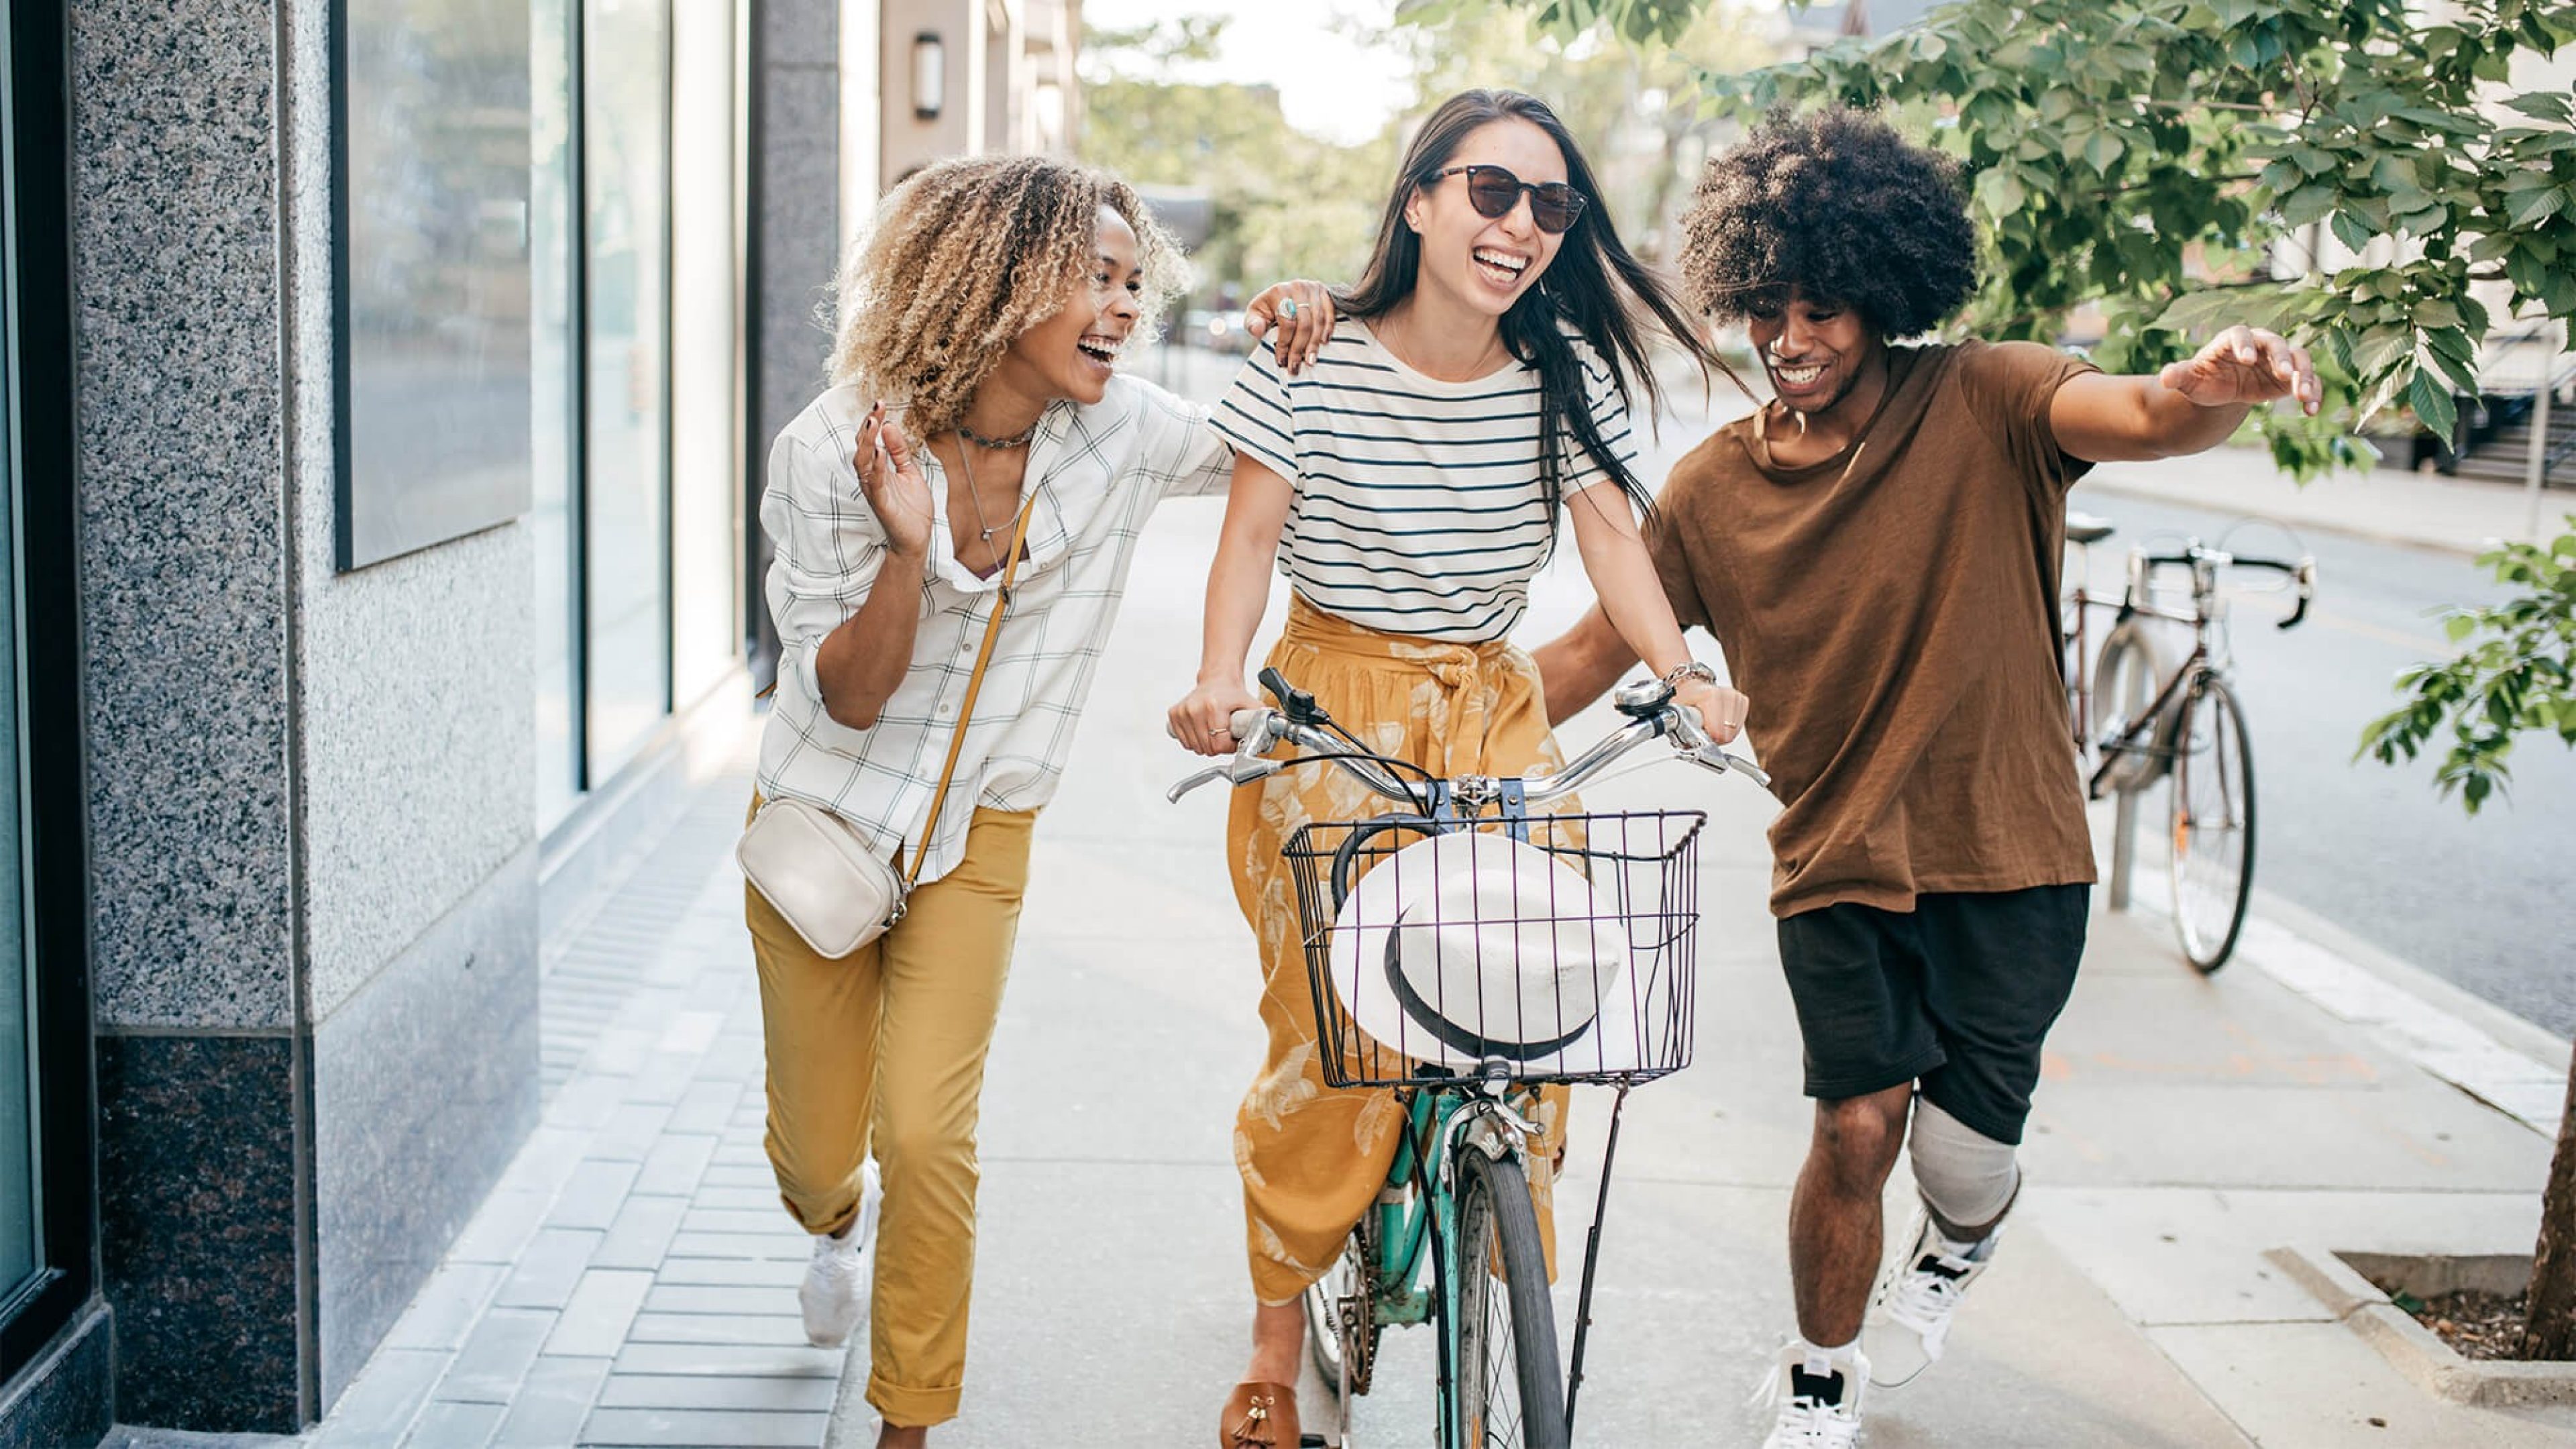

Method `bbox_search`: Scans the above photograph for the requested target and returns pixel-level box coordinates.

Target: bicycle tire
[2169,674,2256,973]
[2090,620,2173,794]
[1450,1150,1567,1449]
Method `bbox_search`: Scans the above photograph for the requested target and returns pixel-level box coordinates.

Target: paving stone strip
[307,763,848,1449]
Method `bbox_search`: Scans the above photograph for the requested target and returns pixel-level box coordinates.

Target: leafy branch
[2359,524,2576,813]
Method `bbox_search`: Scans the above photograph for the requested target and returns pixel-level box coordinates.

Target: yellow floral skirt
[1228,596,1578,1305]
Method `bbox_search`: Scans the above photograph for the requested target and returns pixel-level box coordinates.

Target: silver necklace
[951,437,1006,551]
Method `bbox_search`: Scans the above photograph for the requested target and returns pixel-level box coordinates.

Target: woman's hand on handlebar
[1673,676,1750,745]
[1169,677,1261,757]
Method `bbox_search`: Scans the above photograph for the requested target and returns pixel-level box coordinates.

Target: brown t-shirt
[1650,340,2100,918]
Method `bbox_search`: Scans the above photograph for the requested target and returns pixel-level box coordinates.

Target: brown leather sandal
[1218,1380,1300,1448]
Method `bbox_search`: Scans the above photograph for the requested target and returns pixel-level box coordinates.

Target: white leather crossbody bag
[739,496,1037,959]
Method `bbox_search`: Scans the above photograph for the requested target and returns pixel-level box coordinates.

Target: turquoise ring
[1279,299,1299,320]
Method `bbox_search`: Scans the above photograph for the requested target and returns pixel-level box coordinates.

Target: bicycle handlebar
[1168,676,1771,806]
[2135,544,2316,632]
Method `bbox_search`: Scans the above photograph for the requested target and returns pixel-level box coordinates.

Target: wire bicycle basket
[1283,809,1705,1090]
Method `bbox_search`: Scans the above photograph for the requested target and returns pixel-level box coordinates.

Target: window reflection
[343,0,534,568]
[531,0,576,825]
[582,0,672,780]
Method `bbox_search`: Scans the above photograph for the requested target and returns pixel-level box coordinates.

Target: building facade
[0,0,1075,1439]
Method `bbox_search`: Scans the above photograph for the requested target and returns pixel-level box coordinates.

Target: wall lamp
[912,31,945,121]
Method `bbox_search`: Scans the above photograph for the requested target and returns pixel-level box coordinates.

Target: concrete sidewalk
[274,489,2574,1447]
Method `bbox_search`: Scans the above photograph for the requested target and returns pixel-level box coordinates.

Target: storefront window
[531,0,577,826]
[581,0,671,781]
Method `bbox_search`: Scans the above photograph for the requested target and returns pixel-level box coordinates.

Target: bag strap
[896,490,1040,888]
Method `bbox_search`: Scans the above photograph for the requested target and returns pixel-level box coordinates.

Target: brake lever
[1167,755,1285,804]
[1167,765,1232,803]
[1167,715,1289,803]
[1688,748,1772,790]
[1663,701,1772,788]
[2278,561,2316,631]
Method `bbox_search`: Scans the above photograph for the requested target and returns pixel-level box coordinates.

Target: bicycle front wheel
[2091,620,2171,794]
[2169,674,2256,973]
[1450,1150,1567,1449]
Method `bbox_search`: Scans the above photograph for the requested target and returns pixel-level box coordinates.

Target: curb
[2268,1244,2576,1409]
[2121,869,2569,1136]
[2247,887,2571,1075]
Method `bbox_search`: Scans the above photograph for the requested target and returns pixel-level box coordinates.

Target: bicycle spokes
[2169,680,2257,972]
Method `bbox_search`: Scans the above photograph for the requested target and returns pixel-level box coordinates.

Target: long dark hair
[1338,89,1735,522]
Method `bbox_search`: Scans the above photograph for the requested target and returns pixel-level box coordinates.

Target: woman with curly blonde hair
[749,154,1331,1445]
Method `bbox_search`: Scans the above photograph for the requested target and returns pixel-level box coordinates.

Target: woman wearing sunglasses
[1167,88,1749,1448]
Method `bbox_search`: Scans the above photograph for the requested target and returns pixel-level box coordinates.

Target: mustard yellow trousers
[746,801,1036,1428]
[1228,597,1576,1305]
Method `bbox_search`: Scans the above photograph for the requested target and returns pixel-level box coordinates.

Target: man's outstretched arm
[2052,324,2321,464]
[1531,603,1639,729]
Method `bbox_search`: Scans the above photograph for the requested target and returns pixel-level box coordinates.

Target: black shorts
[1774,884,2088,1146]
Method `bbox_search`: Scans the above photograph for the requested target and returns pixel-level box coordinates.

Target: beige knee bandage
[1908,1099,2019,1230]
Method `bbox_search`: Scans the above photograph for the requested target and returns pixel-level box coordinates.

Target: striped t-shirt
[1211,318,1638,643]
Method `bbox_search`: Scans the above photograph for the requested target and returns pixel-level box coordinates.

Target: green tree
[1417,0,2576,1362]
[1077,16,1393,303]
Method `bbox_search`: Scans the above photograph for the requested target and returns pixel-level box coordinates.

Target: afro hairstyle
[1679,107,1979,340]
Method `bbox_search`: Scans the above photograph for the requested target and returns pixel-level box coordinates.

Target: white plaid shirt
[757,376,1230,885]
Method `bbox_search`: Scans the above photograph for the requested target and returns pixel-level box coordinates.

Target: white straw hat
[1325,830,1652,1075]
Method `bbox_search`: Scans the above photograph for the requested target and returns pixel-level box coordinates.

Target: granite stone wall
[0,1307,112,1449]
[70,0,541,1428]
[747,0,845,684]
[755,0,845,464]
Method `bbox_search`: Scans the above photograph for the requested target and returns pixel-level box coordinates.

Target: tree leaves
[2356,525,2576,815]
[2406,367,2459,443]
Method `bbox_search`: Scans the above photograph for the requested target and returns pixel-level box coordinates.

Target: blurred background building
[0,0,1076,1438]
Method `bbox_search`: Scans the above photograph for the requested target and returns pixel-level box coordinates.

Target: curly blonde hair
[827,155,1189,436]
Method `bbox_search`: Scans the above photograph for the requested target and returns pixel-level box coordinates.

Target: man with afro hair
[1535,107,2318,1448]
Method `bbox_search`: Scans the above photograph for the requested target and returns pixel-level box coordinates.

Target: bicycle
[1170,666,1769,1448]
[2061,512,2316,973]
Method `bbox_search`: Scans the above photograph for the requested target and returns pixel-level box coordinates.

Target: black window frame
[0,0,99,1384]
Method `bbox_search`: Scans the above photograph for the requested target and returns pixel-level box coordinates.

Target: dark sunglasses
[1425,164,1588,235]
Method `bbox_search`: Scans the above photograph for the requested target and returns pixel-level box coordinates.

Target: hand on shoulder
[1242,280,1340,375]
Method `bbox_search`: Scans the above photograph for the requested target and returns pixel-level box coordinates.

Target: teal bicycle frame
[1176,667,1765,1446]
[1334,1077,1632,1449]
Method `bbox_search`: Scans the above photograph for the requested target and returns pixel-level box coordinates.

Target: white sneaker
[1752,1340,1867,1448]
[799,1159,882,1348]
[1863,1207,1995,1387]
